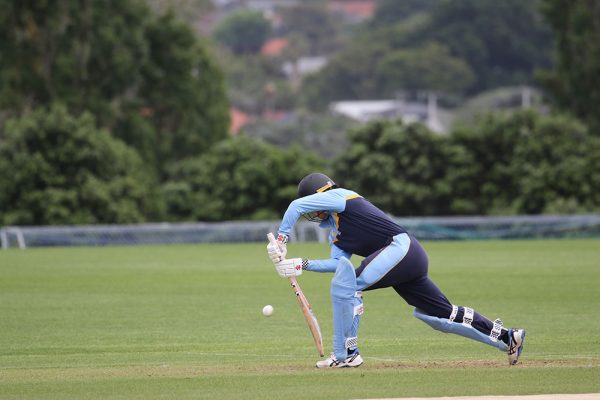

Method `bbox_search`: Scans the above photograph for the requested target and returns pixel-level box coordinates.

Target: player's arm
[277,191,346,238]
[303,244,351,273]
[267,190,345,267]
[271,243,350,278]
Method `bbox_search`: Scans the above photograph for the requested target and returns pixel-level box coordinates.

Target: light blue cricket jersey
[278,188,406,272]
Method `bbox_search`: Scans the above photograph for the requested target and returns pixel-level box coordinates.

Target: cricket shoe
[507,328,526,365]
[316,351,364,369]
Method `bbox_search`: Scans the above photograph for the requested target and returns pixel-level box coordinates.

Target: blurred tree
[539,0,600,133]
[301,0,553,106]
[301,41,388,110]
[333,120,453,216]
[301,39,474,109]
[371,0,441,27]
[375,42,475,95]
[213,9,271,55]
[0,105,163,225]
[244,110,357,158]
[330,110,599,217]
[162,136,323,221]
[279,33,311,88]
[0,0,149,122]
[136,11,229,172]
[449,110,600,215]
[510,112,600,213]
[146,0,214,29]
[215,49,287,113]
[0,1,229,176]
[428,0,553,92]
[279,3,342,55]
[448,112,531,214]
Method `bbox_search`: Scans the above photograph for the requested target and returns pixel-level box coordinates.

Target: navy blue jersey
[333,196,406,257]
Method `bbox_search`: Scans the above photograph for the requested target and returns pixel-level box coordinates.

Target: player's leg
[396,276,509,351]
[408,282,526,364]
[355,233,412,290]
[388,236,525,363]
[316,257,364,368]
[318,233,413,368]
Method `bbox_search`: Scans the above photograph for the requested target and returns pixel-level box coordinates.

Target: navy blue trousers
[355,236,497,337]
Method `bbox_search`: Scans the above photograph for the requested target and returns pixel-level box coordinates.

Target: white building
[330,93,446,133]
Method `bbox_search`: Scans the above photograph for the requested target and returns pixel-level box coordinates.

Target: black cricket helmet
[297,173,337,198]
[297,173,337,222]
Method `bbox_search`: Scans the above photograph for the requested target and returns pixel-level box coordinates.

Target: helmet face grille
[298,173,337,198]
[302,211,328,222]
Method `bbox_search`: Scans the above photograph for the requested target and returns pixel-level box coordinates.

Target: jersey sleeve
[277,190,346,236]
[305,244,352,273]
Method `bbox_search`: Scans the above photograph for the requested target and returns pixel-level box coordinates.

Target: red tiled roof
[328,1,376,19]
[261,38,288,57]
[230,107,250,134]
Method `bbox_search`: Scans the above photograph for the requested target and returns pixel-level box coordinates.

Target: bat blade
[289,276,325,357]
[267,233,324,357]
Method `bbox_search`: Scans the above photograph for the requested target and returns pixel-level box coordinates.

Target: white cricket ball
[262,305,274,317]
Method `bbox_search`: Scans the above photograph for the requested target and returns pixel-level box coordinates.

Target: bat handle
[267,232,277,245]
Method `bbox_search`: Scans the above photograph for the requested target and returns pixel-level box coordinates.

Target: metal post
[0,228,8,250]
[13,228,26,249]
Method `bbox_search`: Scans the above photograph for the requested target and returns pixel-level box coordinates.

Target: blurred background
[0,0,598,243]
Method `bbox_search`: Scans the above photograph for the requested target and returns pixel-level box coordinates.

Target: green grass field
[1,239,599,399]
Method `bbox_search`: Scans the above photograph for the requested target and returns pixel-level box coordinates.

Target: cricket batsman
[267,172,526,368]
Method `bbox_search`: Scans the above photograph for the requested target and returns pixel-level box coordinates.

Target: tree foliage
[243,111,357,158]
[448,112,537,214]
[216,50,287,113]
[137,11,229,170]
[504,112,600,213]
[333,120,453,216]
[539,0,600,133]
[334,111,600,216]
[146,0,214,28]
[162,136,324,221]
[213,10,271,55]
[428,0,553,92]
[452,110,600,214]
[302,0,553,106]
[0,1,229,176]
[0,0,149,119]
[0,1,597,226]
[301,41,389,110]
[280,3,342,55]
[0,106,162,225]
[371,0,441,27]
[375,42,475,95]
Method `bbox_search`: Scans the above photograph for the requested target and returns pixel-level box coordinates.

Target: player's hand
[267,233,288,263]
[275,258,303,278]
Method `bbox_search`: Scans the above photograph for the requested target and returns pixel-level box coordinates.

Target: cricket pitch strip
[360,394,600,400]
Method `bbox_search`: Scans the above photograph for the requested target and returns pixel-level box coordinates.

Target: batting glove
[275,258,303,278]
[267,233,288,263]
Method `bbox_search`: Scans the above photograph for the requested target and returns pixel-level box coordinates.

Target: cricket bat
[268,233,324,357]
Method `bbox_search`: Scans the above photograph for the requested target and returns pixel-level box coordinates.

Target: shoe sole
[315,355,363,368]
[316,362,362,369]
[346,354,363,367]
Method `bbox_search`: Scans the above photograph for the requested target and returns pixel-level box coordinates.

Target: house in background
[327,1,376,23]
[261,37,288,57]
[229,107,251,134]
[282,56,328,86]
[330,92,447,133]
